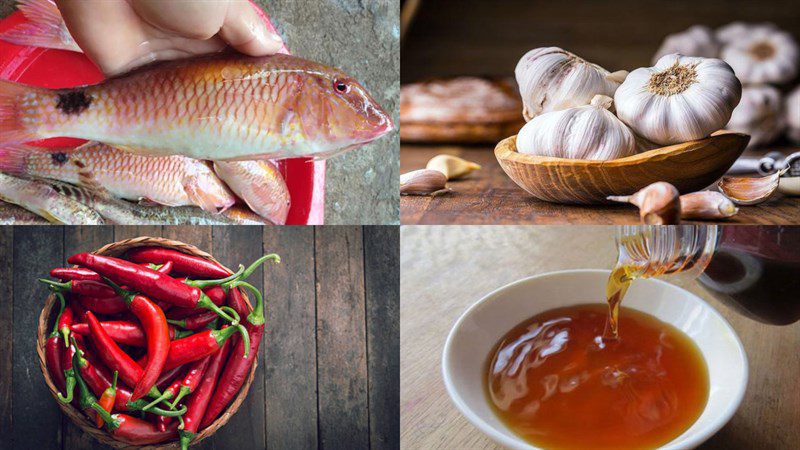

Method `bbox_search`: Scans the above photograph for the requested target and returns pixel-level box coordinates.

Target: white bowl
[442,270,748,450]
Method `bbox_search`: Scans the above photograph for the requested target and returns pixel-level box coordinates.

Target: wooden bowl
[36,236,257,449]
[495,131,750,204]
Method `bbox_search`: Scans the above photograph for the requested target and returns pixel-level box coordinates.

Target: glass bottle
[613,225,800,325]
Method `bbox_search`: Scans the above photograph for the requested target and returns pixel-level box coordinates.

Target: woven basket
[36,236,258,449]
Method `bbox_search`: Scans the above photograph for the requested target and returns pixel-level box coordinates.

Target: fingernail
[269,31,282,43]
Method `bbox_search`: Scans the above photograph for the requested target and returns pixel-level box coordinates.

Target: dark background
[401,0,800,82]
[0,225,399,449]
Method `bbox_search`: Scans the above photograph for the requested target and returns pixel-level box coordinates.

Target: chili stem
[230,281,265,327]
[185,265,245,290]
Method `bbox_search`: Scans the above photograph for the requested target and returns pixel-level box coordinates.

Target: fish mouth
[364,102,395,140]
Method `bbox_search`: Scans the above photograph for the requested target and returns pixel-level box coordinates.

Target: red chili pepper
[45,292,68,393]
[68,253,242,322]
[180,333,233,449]
[167,286,226,319]
[58,332,81,404]
[70,337,181,416]
[137,324,246,372]
[71,321,183,347]
[70,300,89,322]
[71,351,180,445]
[156,365,185,390]
[167,310,217,330]
[127,247,231,279]
[49,267,102,281]
[101,286,171,402]
[78,296,127,315]
[95,371,118,428]
[85,311,160,399]
[202,282,269,427]
[39,278,116,298]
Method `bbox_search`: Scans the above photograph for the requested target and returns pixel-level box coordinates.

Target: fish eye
[334,79,350,94]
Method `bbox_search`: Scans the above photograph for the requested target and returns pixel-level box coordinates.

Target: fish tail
[0,0,76,51]
[0,143,35,174]
[0,80,39,145]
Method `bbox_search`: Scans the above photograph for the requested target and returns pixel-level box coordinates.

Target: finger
[219,1,283,56]
[56,0,149,75]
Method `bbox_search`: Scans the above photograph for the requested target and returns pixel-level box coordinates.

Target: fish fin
[137,198,160,207]
[0,80,39,145]
[182,175,232,214]
[0,143,38,174]
[0,0,79,52]
[75,167,114,200]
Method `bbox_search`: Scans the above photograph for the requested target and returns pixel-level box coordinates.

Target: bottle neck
[614,225,719,282]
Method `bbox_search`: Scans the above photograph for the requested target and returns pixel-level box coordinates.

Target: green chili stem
[231,281,264,327]
[185,265,245,289]
[169,386,191,410]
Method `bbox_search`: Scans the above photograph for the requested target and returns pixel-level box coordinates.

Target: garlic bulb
[786,86,800,143]
[653,25,720,63]
[721,28,799,84]
[614,54,741,145]
[715,22,777,45]
[516,95,636,160]
[726,85,785,148]
[515,47,625,121]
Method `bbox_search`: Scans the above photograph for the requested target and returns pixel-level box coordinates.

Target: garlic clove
[614,54,742,146]
[777,177,800,196]
[786,86,800,144]
[400,169,450,196]
[726,85,785,148]
[517,94,637,160]
[515,47,622,121]
[679,191,739,220]
[718,169,785,205]
[605,70,630,85]
[608,181,681,224]
[425,154,481,180]
[653,25,720,64]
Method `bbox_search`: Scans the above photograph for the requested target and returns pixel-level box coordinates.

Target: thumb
[219,1,284,56]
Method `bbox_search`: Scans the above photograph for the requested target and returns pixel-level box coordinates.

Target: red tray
[0,3,324,224]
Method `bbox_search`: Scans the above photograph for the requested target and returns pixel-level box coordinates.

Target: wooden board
[0,226,399,449]
[400,226,800,449]
[401,145,800,224]
[401,0,800,82]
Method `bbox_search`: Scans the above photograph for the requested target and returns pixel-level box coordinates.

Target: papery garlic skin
[614,54,742,145]
[786,86,800,143]
[721,28,799,84]
[716,22,777,45]
[726,85,785,148]
[515,47,622,121]
[516,95,636,160]
[653,25,720,63]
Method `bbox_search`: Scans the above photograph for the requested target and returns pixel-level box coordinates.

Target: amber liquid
[486,304,709,450]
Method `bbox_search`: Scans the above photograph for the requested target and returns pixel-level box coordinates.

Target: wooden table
[401,145,800,225]
[400,226,800,449]
[0,226,399,449]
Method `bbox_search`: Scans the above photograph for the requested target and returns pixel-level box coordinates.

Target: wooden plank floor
[0,226,399,450]
[401,145,800,225]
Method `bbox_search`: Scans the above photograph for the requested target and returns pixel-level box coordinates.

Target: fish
[0,200,49,224]
[0,52,394,160]
[0,172,104,224]
[0,0,81,52]
[49,181,270,225]
[0,142,236,212]
[212,160,290,225]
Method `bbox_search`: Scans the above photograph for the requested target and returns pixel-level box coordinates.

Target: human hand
[55,0,284,75]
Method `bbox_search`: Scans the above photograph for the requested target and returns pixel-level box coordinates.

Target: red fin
[0,143,38,174]
[0,80,38,146]
[0,0,80,52]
